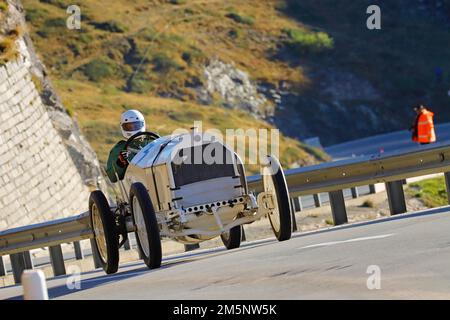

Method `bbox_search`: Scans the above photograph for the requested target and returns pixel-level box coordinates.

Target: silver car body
[121,132,269,244]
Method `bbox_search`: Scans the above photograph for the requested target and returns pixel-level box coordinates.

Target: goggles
[122,121,144,132]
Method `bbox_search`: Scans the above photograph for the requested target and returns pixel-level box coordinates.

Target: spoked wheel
[220,225,242,250]
[130,182,162,269]
[261,155,292,241]
[89,191,119,274]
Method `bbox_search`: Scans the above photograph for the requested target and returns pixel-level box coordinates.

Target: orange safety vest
[413,110,436,143]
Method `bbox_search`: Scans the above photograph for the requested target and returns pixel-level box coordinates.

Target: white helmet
[120,110,146,139]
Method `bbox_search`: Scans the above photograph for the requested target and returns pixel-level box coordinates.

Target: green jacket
[105,137,155,183]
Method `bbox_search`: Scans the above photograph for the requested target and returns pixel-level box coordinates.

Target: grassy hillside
[21,0,450,165]
[20,0,331,172]
[408,176,448,208]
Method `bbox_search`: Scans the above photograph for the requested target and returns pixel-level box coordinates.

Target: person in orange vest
[410,105,436,145]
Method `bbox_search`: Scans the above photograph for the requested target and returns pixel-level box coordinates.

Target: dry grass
[18,0,329,172]
[0,38,17,64]
[0,27,23,65]
[22,0,311,92]
[54,79,324,172]
[0,1,24,64]
[361,199,375,208]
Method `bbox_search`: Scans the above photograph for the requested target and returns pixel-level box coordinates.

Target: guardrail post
[0,256,6,276]
[386,180,407,215]
[184,244,200,252]
[124,239,131,250]
[445,172,450,204]
[73,241,84,260]
[296,197,303,212]
[90,239,103,269]
[329,190,348,225]
[351,187,359,199]
[369,185,376,194]
[313,194,322,207]
[49,245,66,276]
[10,251,34,284]
[291,197,303,212]
[290,198,298,232]
[24,251,33,269]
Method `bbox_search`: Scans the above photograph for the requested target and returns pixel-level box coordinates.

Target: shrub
[137,27,157,41]
[169,0,187,4]
[127,76,154,94]
[361,199,375,208]
[152,53,181,72]
[90,20,128,33]
[25,8,47,23]
[0,38,18,65]
[80,58,116,82]
[44,17,67,28]
[181,48,204,65]
[31,73,44,94]
[37,18,66,38]
[225,12,254,25]
[65,104,74,117]
[0,1,8,12]
[39,0,68,9]
[68,43,81,56]
[285,28,333,54]
[78,33,93,44]
[228,28,242,39]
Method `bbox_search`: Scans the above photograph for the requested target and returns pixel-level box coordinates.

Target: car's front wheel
[130,182,162,269]
[262,156,292,241]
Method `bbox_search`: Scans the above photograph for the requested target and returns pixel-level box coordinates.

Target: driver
[106,110,155,183]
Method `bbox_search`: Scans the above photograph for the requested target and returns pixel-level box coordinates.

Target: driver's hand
[117,151,129,167]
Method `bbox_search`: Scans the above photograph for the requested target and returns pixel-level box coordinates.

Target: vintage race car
[89,130,292,274]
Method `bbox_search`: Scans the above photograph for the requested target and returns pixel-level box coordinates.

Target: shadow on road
[5,205,448,299]
[5,258,191,300]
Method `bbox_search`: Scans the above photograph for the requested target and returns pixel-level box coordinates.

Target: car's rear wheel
[89,191,119,274]
[262,156,292,241]
[220,225,242,250]
[130,182,162,269]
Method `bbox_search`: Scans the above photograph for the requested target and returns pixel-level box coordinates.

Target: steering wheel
[125,131,161,153]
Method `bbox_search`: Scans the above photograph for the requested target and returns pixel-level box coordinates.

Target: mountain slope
[275,0,450,144]
[20,0,450,161]
[20,0,330,172]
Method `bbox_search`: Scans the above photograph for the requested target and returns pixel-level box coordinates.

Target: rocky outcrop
[271,68,386,145]
[199,59,273,118]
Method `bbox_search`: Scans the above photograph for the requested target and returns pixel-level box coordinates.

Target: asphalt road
[1,206,450,300]
[325,123,450,160]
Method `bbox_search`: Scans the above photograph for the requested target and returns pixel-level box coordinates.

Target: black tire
[89,191,119,274]
[263,156,292,241]
[220,226,242,250]
[130,182,162,269]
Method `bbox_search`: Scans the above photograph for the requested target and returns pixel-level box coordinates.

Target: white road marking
[298,234,395,250]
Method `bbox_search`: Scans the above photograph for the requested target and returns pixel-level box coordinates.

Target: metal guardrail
[1,143,450,284]
[249,143,450,196]
[0,212,92,256]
